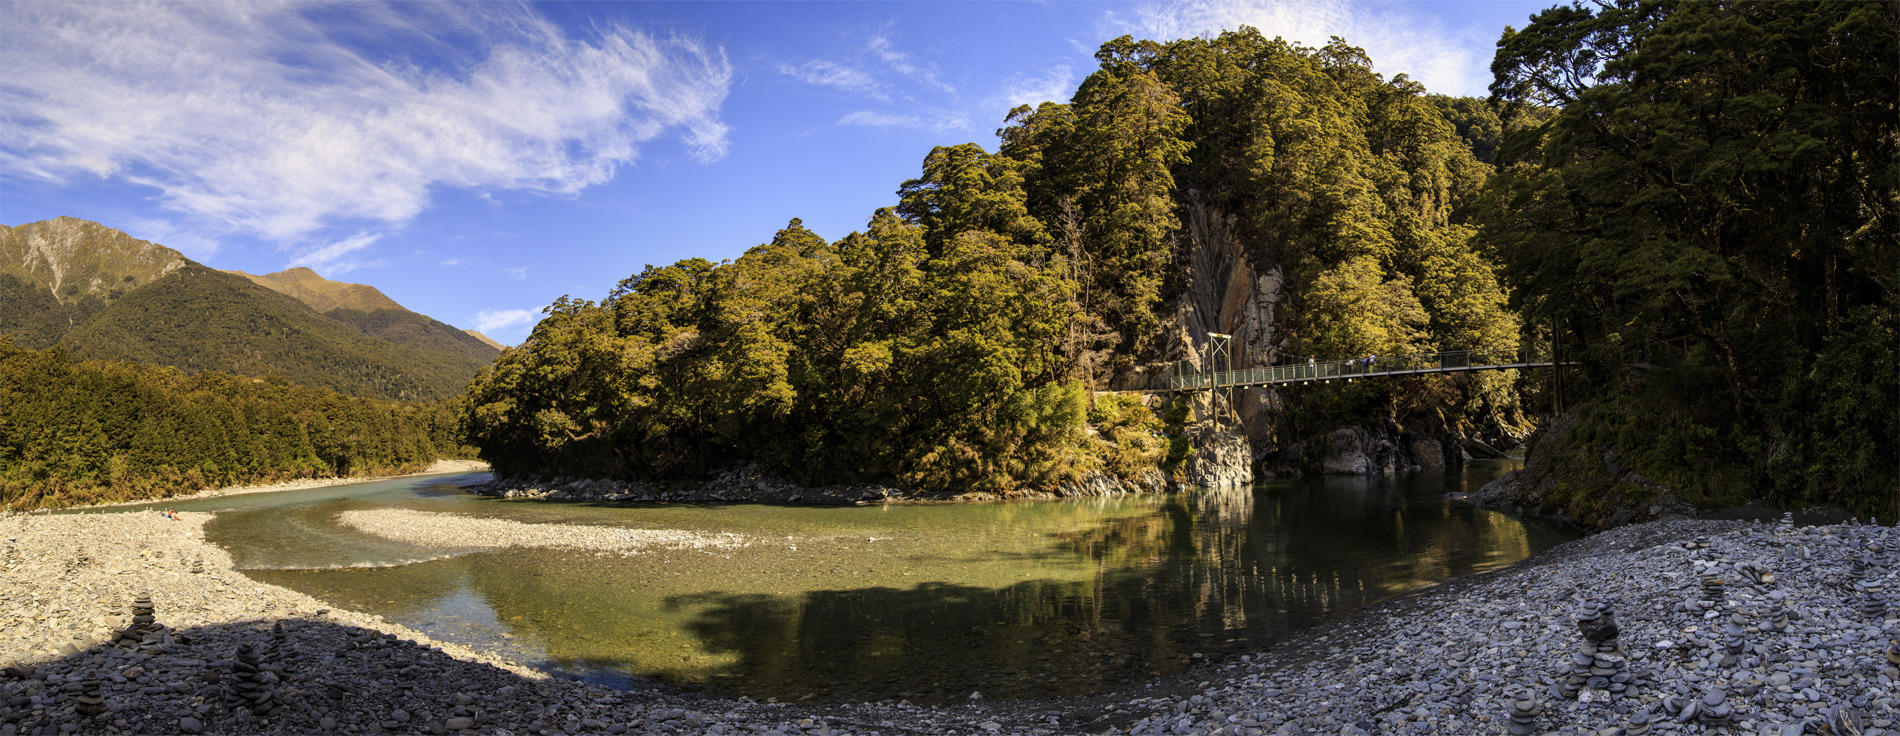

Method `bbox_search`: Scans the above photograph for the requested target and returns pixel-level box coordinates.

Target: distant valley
[0,217,502,400]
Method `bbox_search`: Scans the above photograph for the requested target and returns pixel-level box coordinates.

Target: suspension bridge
[1165,343,1575,391]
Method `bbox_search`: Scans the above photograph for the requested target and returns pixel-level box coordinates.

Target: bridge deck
[1165,347,1574,391]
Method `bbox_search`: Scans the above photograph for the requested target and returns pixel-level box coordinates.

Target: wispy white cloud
[473,308,540,334]
[838,110,971,135]
[125,217,222,260]
[503,266,528,279]
[440,258,464,267]
[1000,65,1076,109]
[867,33,955,95]
[289,232,382,273]
[780,25,971,133]
[1112,0,1490,96]
[0,1,734,262]
[778,60,887,100]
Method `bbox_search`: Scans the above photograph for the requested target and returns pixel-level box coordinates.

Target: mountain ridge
[0,217,501,399]
[229,266,406,313]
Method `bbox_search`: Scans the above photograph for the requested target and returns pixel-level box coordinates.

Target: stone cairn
[1555,600,1633,701]
[73,675,106,719]
[1853,577,1889,619]
[1721,612,1748,656]
[223,644,275,714]
[189,558,205,574]
[1622,709,1653,736]
[1504,690,1542,735]
[1765,600,1791,632]
[110,592,172,652]
[1699,574,1728,610]
[267,621,288,671]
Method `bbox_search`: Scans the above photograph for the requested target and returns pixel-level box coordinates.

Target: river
[96,461,1576,703]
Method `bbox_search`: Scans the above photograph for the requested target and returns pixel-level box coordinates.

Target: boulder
[1183,431,1253,487]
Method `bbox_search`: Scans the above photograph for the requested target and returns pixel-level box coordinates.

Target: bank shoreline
[48,459,492,513]
[3,506,1894,735]
[463,464,1168,506]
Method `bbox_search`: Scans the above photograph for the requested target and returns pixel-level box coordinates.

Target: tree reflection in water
[662,472,1565,703]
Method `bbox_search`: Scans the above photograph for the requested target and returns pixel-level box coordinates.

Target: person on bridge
[1369,354,1378,371]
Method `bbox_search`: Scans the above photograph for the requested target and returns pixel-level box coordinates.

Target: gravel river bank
[334,509,753,554]
[2,508,1895,735]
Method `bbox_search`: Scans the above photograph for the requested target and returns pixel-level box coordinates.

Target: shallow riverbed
[104,463,1576,703]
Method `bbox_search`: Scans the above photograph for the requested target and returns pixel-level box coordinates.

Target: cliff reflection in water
[241,463,1572,703]
[660,468,1565,702]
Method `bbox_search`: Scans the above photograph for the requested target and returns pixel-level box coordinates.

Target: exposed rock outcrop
[469,464,1166,506]
[1,216,189,302]
[1181,430,1253,487]
[1116,195,1527,479]
[1465,411,1697,530]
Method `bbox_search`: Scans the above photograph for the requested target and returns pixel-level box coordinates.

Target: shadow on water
[652,469,1573,703]
[196,463,1574,704]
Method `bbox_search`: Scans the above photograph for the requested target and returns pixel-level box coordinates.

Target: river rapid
[104,461,1576,704]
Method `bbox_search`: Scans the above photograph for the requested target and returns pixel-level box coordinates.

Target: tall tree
[1483,0,1897,512]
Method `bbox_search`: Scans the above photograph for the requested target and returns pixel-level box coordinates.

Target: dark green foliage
[1484,1,1898,516]
[466,13,1886,511]
[56,266,490,401]
[1000,31,1521,378]
[463,215,1112,493]
[466,30,1529,491]
[0,337,471,510]
[0,273,82,348]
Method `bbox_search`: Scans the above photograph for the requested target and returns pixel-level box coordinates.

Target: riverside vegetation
[463,1,1894,519]
[2,3,1893,518]
[1477,1,1896,520]
[0,337,471,511]
[461,28,1530,496]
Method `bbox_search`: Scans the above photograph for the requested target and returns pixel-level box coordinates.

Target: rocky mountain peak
[0,217,191,304]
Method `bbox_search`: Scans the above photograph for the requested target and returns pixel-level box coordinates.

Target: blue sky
[0,0,1552,344]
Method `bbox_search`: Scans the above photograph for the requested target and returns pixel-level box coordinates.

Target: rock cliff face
[1127,197,1514,480]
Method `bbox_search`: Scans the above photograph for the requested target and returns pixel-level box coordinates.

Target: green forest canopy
[462,29,1527,493]
[467,5,1895,516]
[1484,0,1896,514]
[0,337,470,511]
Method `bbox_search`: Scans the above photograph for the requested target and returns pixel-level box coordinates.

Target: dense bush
[1484,1,1897,516]
[0,337,473,510]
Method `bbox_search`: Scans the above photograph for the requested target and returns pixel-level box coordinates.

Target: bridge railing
[1168,345,1568,391]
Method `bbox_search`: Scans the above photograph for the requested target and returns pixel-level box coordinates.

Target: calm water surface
[99,463,1576,702]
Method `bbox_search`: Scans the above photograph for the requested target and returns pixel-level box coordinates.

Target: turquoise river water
[93,461,1577,703]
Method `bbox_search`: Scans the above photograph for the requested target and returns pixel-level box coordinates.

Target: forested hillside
[0,338,472,510]
[1,218,499,401]
[59,265,489,401]
[464,28,1524,491]
[467,3,1894,517]
[1480,1,1896,517]
[233,266,505,361]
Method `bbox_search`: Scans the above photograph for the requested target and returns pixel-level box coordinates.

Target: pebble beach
[2,507,1895,735]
